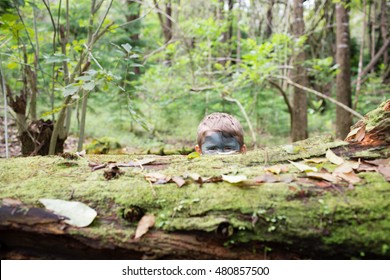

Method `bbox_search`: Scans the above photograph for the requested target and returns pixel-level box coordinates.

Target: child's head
[195,112,247,155]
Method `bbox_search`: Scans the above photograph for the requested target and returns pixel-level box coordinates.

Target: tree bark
[335,1,352,139]
[291,0,308,141]
[264,0,274,39]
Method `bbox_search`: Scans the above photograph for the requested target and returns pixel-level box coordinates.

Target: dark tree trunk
[335,1,353,139]
[291,0,308,141]
[264,0,274,39]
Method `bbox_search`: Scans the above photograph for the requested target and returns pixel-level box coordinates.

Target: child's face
[200,131,241,155]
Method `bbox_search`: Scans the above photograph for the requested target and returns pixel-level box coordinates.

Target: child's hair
[197,112,244,147]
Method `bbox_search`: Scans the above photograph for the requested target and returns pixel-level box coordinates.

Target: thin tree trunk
[291,0,308,141]
[0,60,9,158]
[335,1,352,139]
[380,0,389,66]
[353,0,367,110]
[264,0,274,39]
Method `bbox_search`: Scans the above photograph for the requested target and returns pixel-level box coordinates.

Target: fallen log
[0,101,389,260]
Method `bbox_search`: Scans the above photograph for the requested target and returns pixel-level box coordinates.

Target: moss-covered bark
[0,135,389,259]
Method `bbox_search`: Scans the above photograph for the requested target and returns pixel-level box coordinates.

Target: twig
[274,75,364,119]
[0,58,9,158]
[223,96,258,148]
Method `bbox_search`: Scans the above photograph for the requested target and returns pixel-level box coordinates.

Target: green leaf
[62,84,80,97]
[121,43,132,54]
[82,81,96,91]
[187,151,200,159]
[44,54,70,64]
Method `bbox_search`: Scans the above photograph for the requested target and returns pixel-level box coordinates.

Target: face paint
[201,132,241,155]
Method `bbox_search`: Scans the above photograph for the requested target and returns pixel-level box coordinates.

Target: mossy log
[0,101,389,260]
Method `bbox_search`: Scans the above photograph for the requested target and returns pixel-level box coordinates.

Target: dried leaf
[345,126,365,142]
[357,163,378,172]
[254,173,278,183]
[326,149,344,165]
[134,214,155,239]
[144,172,171,184]
[365,159,390,166]
[378,165,390,181]
[304,157,328,164]
[185,173,201,181]
[288,160,318,172]
[203,175,223,183]
[171,176,186,188]
[39,198,97,227]
[2,198,23,206]
[335,171,361,184]
[334,161,360,174]
[264,164,289,174]
[118,158,156,167]
[306,172,339,183]
[222,175,247,184]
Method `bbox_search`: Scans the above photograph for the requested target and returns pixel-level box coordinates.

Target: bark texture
[335,1,353,139]
[291,0,308,141]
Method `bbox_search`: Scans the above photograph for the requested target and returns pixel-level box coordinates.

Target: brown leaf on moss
[335,171,361,184]
[134,214,155,240]
[144,172,171,184]
[304,157,328,164]
[171,176,186,188]
[345,126,366,142]
[326,149,344,165]
[306,172,339,183]
[378,165,390,181]
[254,173,278,183]
[2,198,23,206]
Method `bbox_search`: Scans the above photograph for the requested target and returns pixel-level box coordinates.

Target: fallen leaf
[306,172,339,183]
[335,171,361,184]
[280,175,295,183]
[2,198,23,206]
[134,214,155,239]
[264,164,289,174]
[378,165,390,181]
[326,149,344,165]
[333,161,360,174]
[187,151,201,159]
[365,159,390,166]
[144,172,171,184]
[203,175,223,183]
[254,173,278,183]
[304,157,328,164]
[118,158,156,167]
[357,162,378,172]
[345,126,365,142]
[185,173,201,181]
[39,199,97,227]
[222,175,247,184]
[171,176,186,188]
[313,180,333,188]
[288,160,318,172]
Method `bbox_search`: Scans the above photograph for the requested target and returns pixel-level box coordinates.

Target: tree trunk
[335,1,352,139]
[291,0,308,141]
[264,0,274,39]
